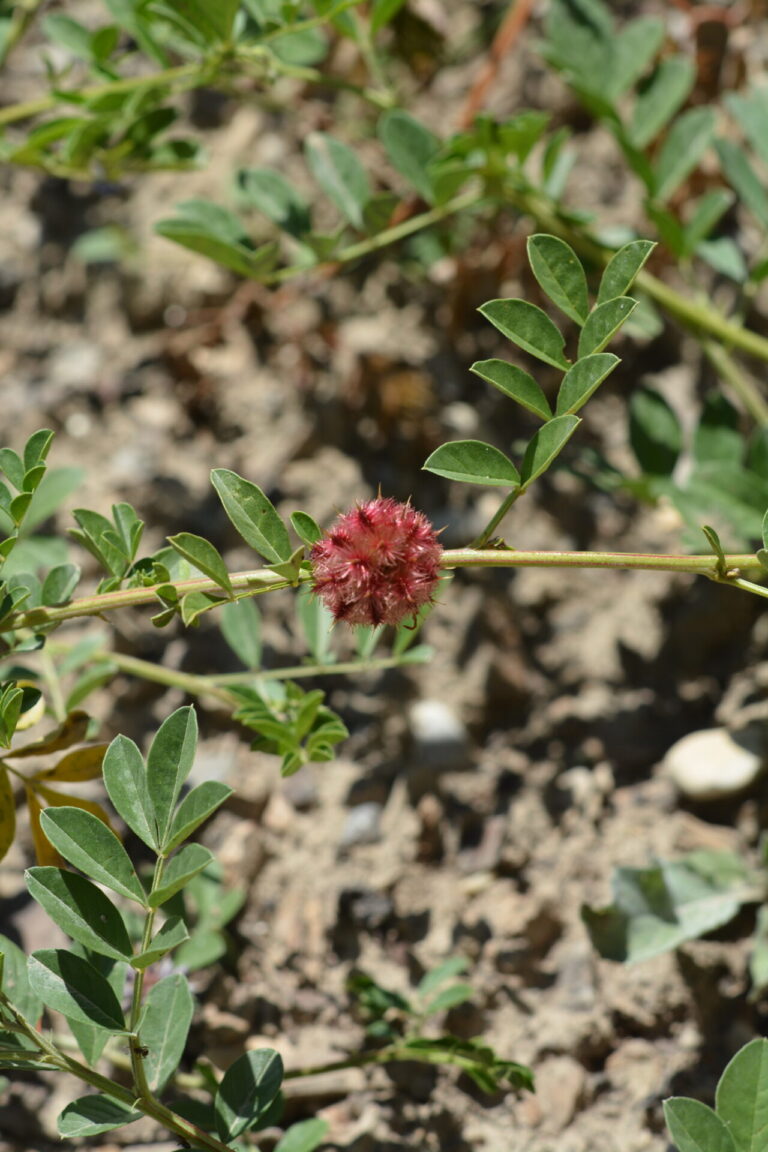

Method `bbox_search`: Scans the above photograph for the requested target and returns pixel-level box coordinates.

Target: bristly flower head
[310,497,443,627]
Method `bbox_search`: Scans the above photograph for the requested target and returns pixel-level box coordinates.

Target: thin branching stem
[4,548,764,636]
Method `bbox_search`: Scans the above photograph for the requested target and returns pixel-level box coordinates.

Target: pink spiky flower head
[310,497,443,627]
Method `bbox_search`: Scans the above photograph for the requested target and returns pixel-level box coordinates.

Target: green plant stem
[92,649,237,706]
[0,0,46,69]
[128,857,167,1102]
[5,548,763,636]
[0,991,232,1152]
[267,187,485,284]
[701,338,768,427]
[0,63,202,129]
[471,488,524,548]
[730,577,768,601]
[12,567,299,628]
[281,1042,502,1080]
[443,548,762,574]
[0,28,387,134]
[91,648,429,698]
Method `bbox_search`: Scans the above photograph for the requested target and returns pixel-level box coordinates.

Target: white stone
[409,698,469,770]
[663,726,765,800]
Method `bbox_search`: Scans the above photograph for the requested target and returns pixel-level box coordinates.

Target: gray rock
[663,726,765,801]
[340,801,383,847]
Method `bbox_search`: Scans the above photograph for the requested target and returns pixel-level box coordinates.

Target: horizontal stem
[0,63,200,128]
[267,188,484,284]
[5,549,761,635]
[442,548,762,575]
[86,647,429,702]
[10,567,301,629]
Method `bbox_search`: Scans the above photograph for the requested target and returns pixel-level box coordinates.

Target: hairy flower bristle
[310,497,443,626]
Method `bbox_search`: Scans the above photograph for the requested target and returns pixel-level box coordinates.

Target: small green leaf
[423,441,520,487]
[417,956,468,1001]
[221,598,262,669]
[23,429,55,472]
[715,1038,768,1152]
[0,933,42,1022]
[422,983,473,1016]
[628,55,695,149]
[149,843,214,907]
[215,1049,284,1141]
[697,237,748,283]
[138,973,194,1093]
[155,200,279,279]
[371,0,406,33]
[28,949,126,1030]
[653,107,716,202]
[58,1096,142,1138]
[610,16,665,98]
[180,590,225,626]
[527,234,589,324]
[702,525,727,574]
[582,851,753,964]
[0,448,25,489]
[146,705,198,849]
[153,0,238,45]
[377,110,440,202]
[22,464,46,494]
[556,353,619,415]
[297,584,334,665]
[727,86,768,166]
[750,905,768,993]
[663,1098,735,1152]
[41,563,80,606]
[0,765,15,863]
[479,299,569,369]
[275,1118,331,1152]
[305,132,370,229]
[693,393,741,467]
[630,387,682,476]
[577,297,636,358]
[290,510,322,548]
[470,359,552,420]
[714,138,768,231]
[102,734,156,850]
[25,868,133,961]
[40,808,146,905]
[597,240,655,304]
[235,168,311,238]
[520,415,580,488]
[132,916,189,968]
[164,780,232,854]
[167,533,233,596]
[66,951,126,1065]
[211,469,291,563]
[683,190,735,254]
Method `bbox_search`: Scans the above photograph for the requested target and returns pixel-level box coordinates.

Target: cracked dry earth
[3,2,768,1150]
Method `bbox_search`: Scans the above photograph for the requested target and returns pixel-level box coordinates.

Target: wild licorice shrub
[5,0,768,1146]
[2,231,768,1150]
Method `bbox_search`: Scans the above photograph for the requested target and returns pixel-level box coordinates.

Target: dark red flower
[310,497,443,626]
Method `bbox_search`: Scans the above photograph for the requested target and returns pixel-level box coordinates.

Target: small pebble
[663,726,765,801]
[340,801,383,847]
[408,698,469,771]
